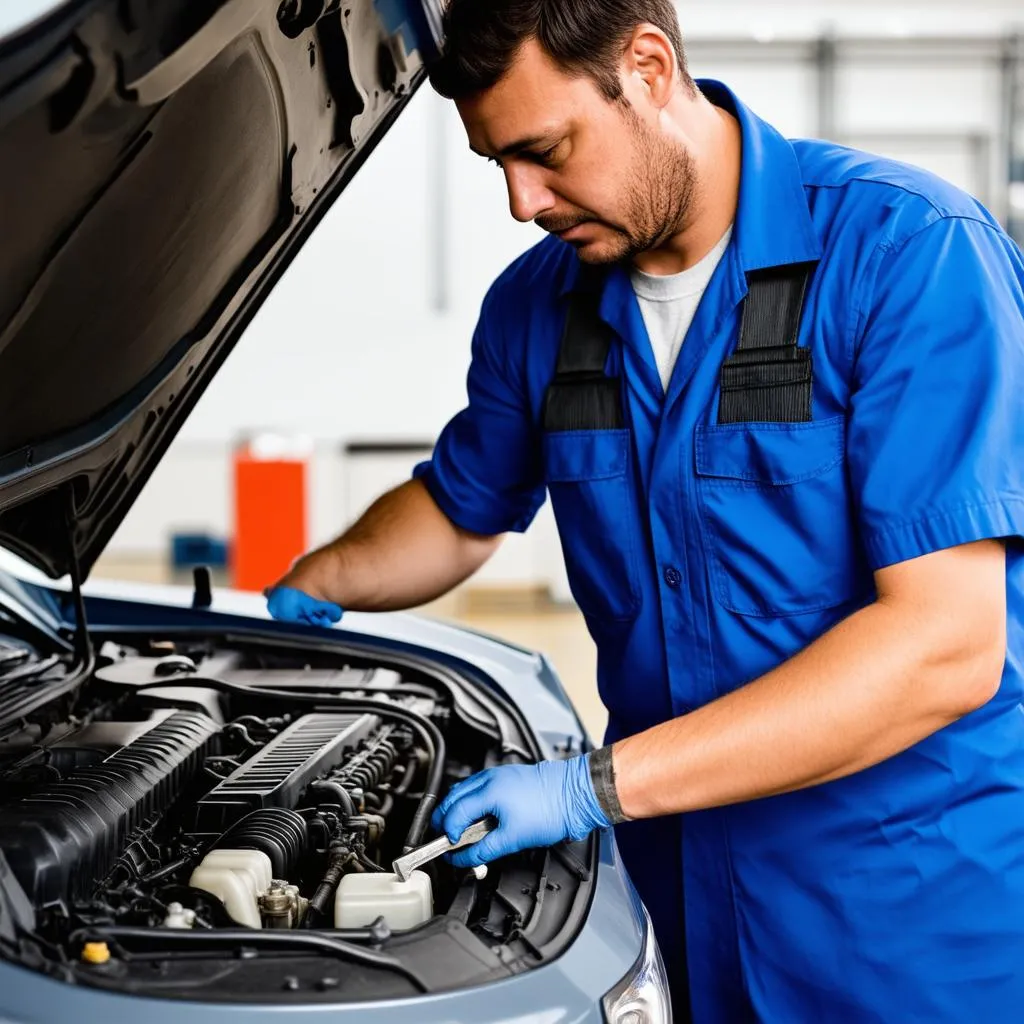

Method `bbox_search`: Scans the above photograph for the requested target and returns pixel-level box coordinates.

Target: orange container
[232,443,308,592]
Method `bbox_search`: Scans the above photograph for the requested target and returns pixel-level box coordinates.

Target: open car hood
[0,0,440,578]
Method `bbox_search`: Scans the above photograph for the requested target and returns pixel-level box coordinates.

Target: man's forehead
[461,110,570,159]
[456,43,593,155]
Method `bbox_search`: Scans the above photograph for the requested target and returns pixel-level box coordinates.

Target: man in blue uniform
[267,1,1024,1019]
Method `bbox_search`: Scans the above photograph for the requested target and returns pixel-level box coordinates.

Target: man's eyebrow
[471,134,559,159]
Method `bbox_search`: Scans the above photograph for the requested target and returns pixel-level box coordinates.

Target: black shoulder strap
[543,264,624,432]
[718,261,817,424]
[544,260,817,431]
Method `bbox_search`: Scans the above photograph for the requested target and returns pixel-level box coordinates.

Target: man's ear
[623,23,677,108]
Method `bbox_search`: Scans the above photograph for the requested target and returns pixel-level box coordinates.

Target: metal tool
[392,816,497,882]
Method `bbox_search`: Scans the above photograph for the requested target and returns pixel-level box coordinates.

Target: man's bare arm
[613,539,1007,818]
[272,479,503,611]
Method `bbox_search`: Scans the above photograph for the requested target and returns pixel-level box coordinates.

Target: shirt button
[664,566,682,589]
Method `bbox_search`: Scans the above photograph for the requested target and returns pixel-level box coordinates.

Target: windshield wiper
[0,655,70,730]
[0,654,62,686]
[0,588,72,656]
[0,643,31,670]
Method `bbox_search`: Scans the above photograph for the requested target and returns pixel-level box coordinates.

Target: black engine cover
[0,710,217,907]
[193,712,375,834]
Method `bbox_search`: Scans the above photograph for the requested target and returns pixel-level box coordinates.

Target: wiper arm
[0,643,31,670]
[0,655,74,732]
[0,589,73,656]
[0,654,63,686]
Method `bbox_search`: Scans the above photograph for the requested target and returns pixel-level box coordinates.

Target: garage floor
[91,556,607,742]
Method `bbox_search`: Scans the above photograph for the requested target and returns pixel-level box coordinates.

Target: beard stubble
[537,105,698,266]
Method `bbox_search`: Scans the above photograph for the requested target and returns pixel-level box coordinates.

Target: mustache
[535,212,595,234]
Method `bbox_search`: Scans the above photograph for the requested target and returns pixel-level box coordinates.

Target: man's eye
[533,146,559,167]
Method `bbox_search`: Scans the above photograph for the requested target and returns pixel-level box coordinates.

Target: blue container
[170,533,228,570]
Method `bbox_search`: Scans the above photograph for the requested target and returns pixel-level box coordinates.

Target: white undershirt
[630,226,734,391]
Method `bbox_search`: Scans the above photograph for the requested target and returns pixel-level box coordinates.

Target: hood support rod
[63,484,94,677]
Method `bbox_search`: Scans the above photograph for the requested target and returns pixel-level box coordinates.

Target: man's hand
[265,585,343,627]
[431,757,611,868]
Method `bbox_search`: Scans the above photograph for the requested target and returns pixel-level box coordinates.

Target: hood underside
[0,0,437,578]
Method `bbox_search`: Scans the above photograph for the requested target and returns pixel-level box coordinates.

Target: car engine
[0,632,595,1002]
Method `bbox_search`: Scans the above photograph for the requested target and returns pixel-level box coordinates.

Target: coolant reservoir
[334,871,433,931]
[189,849,273,928]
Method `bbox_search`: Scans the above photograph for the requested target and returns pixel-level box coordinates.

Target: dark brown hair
[429,0,694,102]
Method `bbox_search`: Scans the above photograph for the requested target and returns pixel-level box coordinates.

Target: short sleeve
[847,216,1024,570]
[413,284,546,536]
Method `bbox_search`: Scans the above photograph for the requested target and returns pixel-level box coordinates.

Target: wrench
[392,816,497,882]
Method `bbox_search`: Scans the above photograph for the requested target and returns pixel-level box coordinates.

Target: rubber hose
[392,754,419,796]
[308,844,353,920]
[308,780,356,817]
[403,794,437,855]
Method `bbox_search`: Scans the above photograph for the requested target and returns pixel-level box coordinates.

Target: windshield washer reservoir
[334,871,432,931]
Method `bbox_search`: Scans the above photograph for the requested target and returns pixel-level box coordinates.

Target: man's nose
[504,165,556,224]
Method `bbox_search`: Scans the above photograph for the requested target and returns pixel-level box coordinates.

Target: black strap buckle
[718,262,817,425]
[543,266,623,433]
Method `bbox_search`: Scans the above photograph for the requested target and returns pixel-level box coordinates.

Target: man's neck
[632,99,742,277]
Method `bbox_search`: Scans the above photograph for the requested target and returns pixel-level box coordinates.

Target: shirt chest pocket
[694,416,870,617]
[544,429,642,623]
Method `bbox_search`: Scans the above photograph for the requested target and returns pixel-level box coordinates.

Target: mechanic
[266,1,1024,1020]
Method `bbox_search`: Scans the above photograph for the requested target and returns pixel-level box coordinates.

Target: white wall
[681,1,1024,38]
[110,1,1024,588]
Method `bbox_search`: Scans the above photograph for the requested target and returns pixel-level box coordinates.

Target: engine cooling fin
[0,710,217,907]
[193,713,375,833]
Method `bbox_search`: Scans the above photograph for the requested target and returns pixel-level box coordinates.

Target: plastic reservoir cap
[335,871,433,931]
[81,942,111,964]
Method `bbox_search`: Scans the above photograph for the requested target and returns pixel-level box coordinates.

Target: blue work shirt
[415,81,1024,1022]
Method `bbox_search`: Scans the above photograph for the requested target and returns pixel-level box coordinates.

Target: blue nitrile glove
[266,586,343,627]
[430,756,611,869]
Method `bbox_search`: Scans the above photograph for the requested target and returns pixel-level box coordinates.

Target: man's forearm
[613,542,1007,819]
[279,479,502,611]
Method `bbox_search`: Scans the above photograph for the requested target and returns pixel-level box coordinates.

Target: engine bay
[0,629,595,1003]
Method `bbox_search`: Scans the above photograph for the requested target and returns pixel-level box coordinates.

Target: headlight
[601,910,673,1024]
